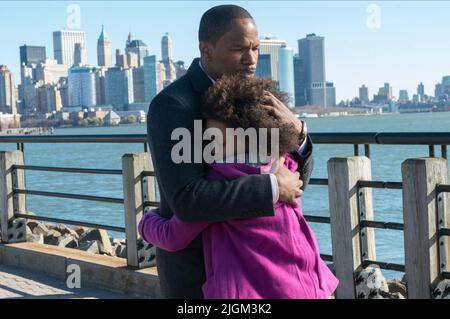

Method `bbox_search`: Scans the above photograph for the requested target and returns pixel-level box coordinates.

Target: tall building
[126,52,139,69]
[161,33,176,83]
[53,30,87,67]
[417,82,425,99]
[34,59,69,84]
[373,83,393,104]
[162,32,173,62]
[97,25,113,67]
[258,37,287,83]
[143,55,158,102]
[0,65,17,114]
[359,85,369,104]
[94,67,107,106]
[37,84,62,113]
[295,34,336,107]
[115,49,128,69]
[293,55,306,106]
[256,54,271,78]
[277,45,295,107]
[398,89,409,103]
[132,66,145,103]
[68,66,97,108]
[20,45,46,65]
[105,67,134,108]
[125,33,149,67]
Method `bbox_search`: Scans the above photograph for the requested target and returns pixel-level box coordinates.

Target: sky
[1,1,450,102]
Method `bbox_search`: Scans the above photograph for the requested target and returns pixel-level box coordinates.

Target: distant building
[161,33,176,83]
[143,55,159,103]
[37,83,62,113]
[0,65,17,114]
[115,49,128,69]
[256,54,271,79]
[295,33,336,107]
[277,45,295,108]
[34,59,68,85]
[97,25,113,68]
[68,66,97,108]
[20,45,46,65]
[258,37,287,83]
[398,89,409,103]
[417,82,425,101]
[53,30,87,67]
[373,83,393,104]
[0,112,21,130]
[103,110,121,125]
[359,85,369,105]
[94,67,107,106]
[105,67,134,109]
[293,55,306,106]
[125,33,149,67]
[132,66,145,103]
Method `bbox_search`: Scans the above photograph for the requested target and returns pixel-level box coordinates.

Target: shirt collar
[198,59,216,84]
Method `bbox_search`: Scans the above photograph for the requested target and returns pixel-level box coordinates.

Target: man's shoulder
[152,75,197,109]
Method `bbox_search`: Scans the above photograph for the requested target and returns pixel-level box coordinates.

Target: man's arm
[147,93,275,223]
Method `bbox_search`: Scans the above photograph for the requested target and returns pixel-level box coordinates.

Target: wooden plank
[402,157,449,298]
[327,156,376,299]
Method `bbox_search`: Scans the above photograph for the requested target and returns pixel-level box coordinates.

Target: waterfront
[1,111,449,279]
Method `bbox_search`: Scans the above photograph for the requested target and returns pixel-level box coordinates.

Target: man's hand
[262,91,304,136]
[274,157,303,207]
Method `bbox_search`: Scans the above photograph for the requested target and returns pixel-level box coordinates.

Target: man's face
[201,18,259,79]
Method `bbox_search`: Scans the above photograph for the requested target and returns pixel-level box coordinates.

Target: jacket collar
[187,57,214,93]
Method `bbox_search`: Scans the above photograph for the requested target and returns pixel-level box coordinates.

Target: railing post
[0,150,27,243]
[122,152,157,268]
[402,157,449,298]
[327,156,376,299]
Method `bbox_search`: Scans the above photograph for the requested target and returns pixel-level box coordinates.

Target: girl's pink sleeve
[138,210,211,252]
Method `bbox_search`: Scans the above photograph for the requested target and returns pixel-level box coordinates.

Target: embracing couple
[139,5,339,299]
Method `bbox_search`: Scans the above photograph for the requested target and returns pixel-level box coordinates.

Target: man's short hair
[198,5,254,45]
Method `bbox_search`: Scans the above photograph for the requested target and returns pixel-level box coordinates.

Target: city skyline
[1,1,450,102]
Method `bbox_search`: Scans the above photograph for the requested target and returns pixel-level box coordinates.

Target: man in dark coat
[147,4,313,298]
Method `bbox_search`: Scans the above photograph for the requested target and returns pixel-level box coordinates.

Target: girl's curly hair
[202,74,299,156]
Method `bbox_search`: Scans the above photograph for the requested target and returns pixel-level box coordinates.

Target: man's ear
[199,42,213,62]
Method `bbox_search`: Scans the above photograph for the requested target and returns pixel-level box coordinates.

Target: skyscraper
[295,34,336,107]
[0,65,17,114]
[132,66,145,103]
[161,33,176,83]
[398,89,409,103]
[143,55,158,102]
[20,45,46,65]
[53,30,87,67]
[258,37,287,83]
[105,67,134,108]
[417,82,425,98]
[68,66,97,107]
[293,54,307,106]
[125,33,149,67]
[359,85,369,105]
[255,54,271,79]
[278,45,295,107]
[97,25,113,67]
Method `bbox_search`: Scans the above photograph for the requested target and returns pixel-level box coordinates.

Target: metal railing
[1,131,449,290]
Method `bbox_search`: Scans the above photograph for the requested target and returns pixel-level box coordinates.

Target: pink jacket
[138,153,339,298]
